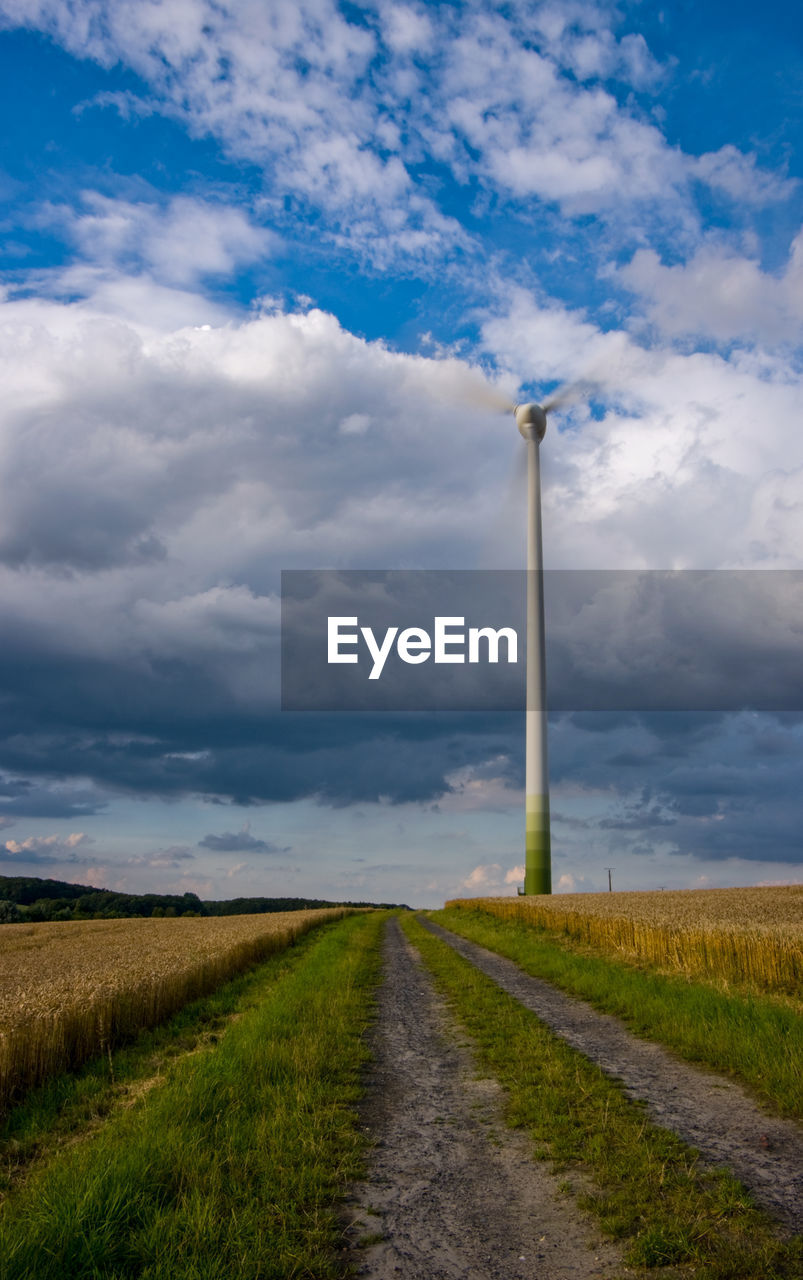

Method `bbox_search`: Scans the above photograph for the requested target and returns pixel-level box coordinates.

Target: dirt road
[420,921,803,1228]
[420,915,803,1233]
[343,917,626,1279]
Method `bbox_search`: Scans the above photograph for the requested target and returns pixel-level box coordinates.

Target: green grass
[429,906,803,1121]
[1,951,302,1193]
[0,911,385,1280]
[403,912,802,1280]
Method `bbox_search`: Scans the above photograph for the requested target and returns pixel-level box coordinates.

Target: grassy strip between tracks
[0,910,385,1280]
[429,906,803,1122]
[402,912,802,1280]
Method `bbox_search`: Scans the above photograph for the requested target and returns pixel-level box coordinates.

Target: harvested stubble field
[0,908,352,1112]
[446,886,803,995]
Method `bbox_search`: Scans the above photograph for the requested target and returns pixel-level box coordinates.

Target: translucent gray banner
[281,570,803,711]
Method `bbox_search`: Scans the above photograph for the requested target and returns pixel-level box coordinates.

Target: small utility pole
[605,867,613,892]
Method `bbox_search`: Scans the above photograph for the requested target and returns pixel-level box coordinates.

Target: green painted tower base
[524,793,552,894]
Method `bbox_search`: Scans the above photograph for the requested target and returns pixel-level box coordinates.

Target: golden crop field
[445,886,803,995]
[0,908,352,1112]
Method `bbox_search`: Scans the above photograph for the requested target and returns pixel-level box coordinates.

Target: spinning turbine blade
[419,364,516,414]
[541,377,595,414]
[452,373,516,414]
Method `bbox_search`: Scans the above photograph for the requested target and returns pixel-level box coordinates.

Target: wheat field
[0,909,352,1112]
[445,886,803,995]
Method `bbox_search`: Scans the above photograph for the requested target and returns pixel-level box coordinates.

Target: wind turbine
[511,386,581,894]
[514,399,553,895]
[430,365,584,895]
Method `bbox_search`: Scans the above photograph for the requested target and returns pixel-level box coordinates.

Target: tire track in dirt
[420,916,803,1234]
[343,917,626,1280]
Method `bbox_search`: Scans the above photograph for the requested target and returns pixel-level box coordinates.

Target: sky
[0,0,801,907]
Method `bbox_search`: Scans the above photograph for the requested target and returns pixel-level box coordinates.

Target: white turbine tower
[512,387,578,894]
[428,365,584,895]
[514,401,551,894]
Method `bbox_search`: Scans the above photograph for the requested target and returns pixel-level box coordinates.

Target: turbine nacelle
[514,402,547,442]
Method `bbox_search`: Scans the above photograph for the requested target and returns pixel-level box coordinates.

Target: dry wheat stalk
[0,909,354,1111]
[445,887,803,995]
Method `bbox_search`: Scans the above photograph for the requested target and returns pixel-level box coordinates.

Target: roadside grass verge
[1,919,339,1198]
[1,909,354,1113]
[429,906,803,1122]
[0,911,385,1280]
[402,913,802,1280]
[444,889,802,994]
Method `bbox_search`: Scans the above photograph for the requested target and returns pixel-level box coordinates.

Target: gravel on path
[420,915,803,1234]
[342,916,627,1280]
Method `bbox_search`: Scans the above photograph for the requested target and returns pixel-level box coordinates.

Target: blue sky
[0,0,801,906]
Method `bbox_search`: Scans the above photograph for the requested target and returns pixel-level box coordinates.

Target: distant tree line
[0,875,406,923]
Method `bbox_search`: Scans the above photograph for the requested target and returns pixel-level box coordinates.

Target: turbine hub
[514,402,547,441]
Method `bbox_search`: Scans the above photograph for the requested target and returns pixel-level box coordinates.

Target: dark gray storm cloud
[1,562,802,868]
[0,372,283,571]
[1,697,801,865]
[549,711,803,864]
[283,570,803,712]
[198,828,289,853]
[121,846,197,869]
[0,710,521,807]
[0,777,106,818]
[0,848,92,865]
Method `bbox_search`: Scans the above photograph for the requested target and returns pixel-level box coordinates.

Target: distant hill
[0,875,407,923]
